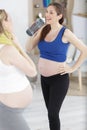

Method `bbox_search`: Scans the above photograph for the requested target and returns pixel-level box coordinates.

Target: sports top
[0,45,31,94]
[38,26,70,62]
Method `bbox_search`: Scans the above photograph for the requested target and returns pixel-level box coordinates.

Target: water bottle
[26,18,45,36]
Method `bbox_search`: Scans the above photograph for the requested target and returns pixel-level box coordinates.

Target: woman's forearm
[71,52,87,72]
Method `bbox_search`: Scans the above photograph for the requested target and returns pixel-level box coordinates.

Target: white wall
[72,0,87,74]
[73,0,87,14]
[0,0,29,48]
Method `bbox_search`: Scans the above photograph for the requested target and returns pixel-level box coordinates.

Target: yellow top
[0,31,22,54]
[0,32,13,45]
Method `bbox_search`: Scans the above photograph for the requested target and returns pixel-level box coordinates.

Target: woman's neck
[50,24,62,32]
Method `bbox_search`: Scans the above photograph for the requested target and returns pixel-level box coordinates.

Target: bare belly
[38,58,65,77]
[0,85,33,108]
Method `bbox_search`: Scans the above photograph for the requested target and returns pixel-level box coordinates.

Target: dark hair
[40,2,64,41]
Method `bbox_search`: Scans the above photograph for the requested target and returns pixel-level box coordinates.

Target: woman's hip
[41,73,69,84]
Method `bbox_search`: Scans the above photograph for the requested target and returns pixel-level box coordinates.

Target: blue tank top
[38,26,70,62]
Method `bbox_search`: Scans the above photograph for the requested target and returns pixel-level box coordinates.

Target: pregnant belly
[0,86,33,108]
[38,58,65,77]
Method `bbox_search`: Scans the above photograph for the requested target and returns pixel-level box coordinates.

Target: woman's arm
[67,29,87,70]
[7,45,37,78]
[59,29,87,75]
[12,33,37,68]
[25,26,43,53]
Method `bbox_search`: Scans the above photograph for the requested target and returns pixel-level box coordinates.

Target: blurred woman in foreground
[0,9,37,130]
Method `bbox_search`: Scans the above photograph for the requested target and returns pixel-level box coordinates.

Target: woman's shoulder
[0,45,19,59]
[5,44,18,52]
[63,27,73,37]
[0,45,18,65]
[0,44,13,53]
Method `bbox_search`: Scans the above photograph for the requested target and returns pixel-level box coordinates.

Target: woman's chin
[45,20,50,24]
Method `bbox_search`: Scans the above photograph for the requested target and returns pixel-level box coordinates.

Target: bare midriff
[38,57,66,77]
[0,85,33,108]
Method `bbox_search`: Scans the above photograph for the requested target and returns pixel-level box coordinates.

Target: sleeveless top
[0,45,31,94]
[38,27,70,62]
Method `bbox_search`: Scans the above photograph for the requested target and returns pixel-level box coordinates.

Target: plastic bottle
[26,18,45,36]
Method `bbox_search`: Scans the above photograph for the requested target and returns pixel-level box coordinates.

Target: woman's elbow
[80,45,87,57]
[86,47,87,57]
[32,70,37,78]
[84,46,87,57]
[28,67,37,78]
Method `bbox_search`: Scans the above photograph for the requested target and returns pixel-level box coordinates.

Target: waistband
[41,73,69,79]
[0,102,25,113]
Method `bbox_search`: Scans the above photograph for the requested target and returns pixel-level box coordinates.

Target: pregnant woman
[26,2,87,130]
[0,9,37,130]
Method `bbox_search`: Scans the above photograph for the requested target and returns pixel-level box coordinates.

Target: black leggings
[41,74,69,130]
